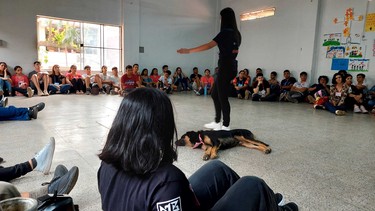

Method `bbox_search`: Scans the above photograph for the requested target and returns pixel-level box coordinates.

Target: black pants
[11,87,28,97]
[71,78,85,92]
[188,160,279,211]
[0,161,33,182]
[211,59,237,127]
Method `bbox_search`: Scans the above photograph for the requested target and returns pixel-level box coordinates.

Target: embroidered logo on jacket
[156,196,182,211]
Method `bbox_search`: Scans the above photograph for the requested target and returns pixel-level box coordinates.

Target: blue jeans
[0,79,12,93]
[188,160,279,211]
[0,106,30,121]
[48,84,72,94]
[368,99,375,108]
[174,78,188,90]
[323,102,346,114]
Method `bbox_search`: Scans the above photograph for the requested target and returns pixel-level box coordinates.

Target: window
[37,16,122,71]
[240,7,276,21]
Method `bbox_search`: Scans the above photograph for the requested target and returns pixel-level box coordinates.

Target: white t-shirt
[82,74,95,83]
[293,81,310,88]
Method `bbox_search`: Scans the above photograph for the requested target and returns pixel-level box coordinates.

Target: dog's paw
[203,154,210,161]
[265,148,272,154]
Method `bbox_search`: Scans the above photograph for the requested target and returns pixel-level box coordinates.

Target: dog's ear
[175,134,187,146]
[186,131,199,144]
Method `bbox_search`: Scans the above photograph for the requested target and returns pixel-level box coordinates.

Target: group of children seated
[230,68,375,116]
[1,61,374,115]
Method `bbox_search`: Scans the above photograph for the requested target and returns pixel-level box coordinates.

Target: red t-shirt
[11,75,29,88]
[150,75,160,83]
[121,74,140,90]
[65,72,82,80]
[201,76,214,88]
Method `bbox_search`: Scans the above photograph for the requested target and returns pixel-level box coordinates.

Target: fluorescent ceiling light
[240,7,275,21]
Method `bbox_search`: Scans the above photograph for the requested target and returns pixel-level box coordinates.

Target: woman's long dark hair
[99,88,177,175]
[220,7,241,46]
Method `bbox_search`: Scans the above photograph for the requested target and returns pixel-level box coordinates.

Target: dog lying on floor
[175,129,271,160]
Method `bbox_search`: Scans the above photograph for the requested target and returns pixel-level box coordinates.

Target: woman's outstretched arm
[177,40,217,54]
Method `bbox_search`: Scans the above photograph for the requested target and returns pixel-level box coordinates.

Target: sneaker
[28,107,38,119]
[313,104,325,109]
[85,89,91,95]
[27,87,34,98]
[275,193,285,206]
[34,137,55,174]
[48,165,79,195]
[286,94,298,103]
[105,88,111,95]
[307,95,315,104]
[30,102,45,112]
[237,94,243,99]
[279,92,286,101]
[353,105,361,113]
[279,202,298,211]
[218,125,230,131]
[204,121,221,130]
[335,110,346,116]
[110,90,118,95]
[100,89,106,94]
[244,90,250,100]
[360,105,368,114]
[0,96,8,107]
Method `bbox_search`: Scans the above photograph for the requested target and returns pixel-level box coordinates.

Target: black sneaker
[28,107,38,119]
[275,193,285,206]
[48,166,79,195]
[279,202,298,211]
[30,102,45,112]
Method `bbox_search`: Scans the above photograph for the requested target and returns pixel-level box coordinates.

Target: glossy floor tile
[1,92,374,210]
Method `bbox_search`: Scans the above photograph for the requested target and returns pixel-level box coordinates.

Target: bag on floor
[91,85,100,95]
[37,192,79,211]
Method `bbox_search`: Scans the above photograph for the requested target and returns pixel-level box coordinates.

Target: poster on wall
[344,44,365,58]
[323,33,341,46]
[331,58,349,70]
[331,58,369,72]
[348,59,369,72]
[365,13,375,32]
[326,46,345,58]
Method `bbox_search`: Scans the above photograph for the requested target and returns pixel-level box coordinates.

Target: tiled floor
[1,92,374,210]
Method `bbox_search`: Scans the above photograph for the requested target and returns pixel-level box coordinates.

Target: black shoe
[28,107,38,119]
[275,193,284,206]
[279,202,298,211]
[48,165,79,195]
[30,102,45,112]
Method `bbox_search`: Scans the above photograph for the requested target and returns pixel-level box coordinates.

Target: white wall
[222,0,375,84]
[314,0,375,85]
[0,0,122,73]
[124,0,219,74]
[221,0,319,81]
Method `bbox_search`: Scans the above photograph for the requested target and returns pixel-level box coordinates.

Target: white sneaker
[34,137,55,174]
[0,96,8,107]
[27,87,34,98]
[204,121,221,130]
[360,105,368,114]
[353,105,361,113]
[219,126,230,131]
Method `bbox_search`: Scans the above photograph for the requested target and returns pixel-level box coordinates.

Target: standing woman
[177,7,241,130]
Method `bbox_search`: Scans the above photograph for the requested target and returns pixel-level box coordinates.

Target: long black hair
[99,88,177,175]
[220,7,241,46]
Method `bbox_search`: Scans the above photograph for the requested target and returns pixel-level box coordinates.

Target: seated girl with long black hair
[98,88,298,211]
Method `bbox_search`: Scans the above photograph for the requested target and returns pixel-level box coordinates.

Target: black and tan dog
[176,129,271,160]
